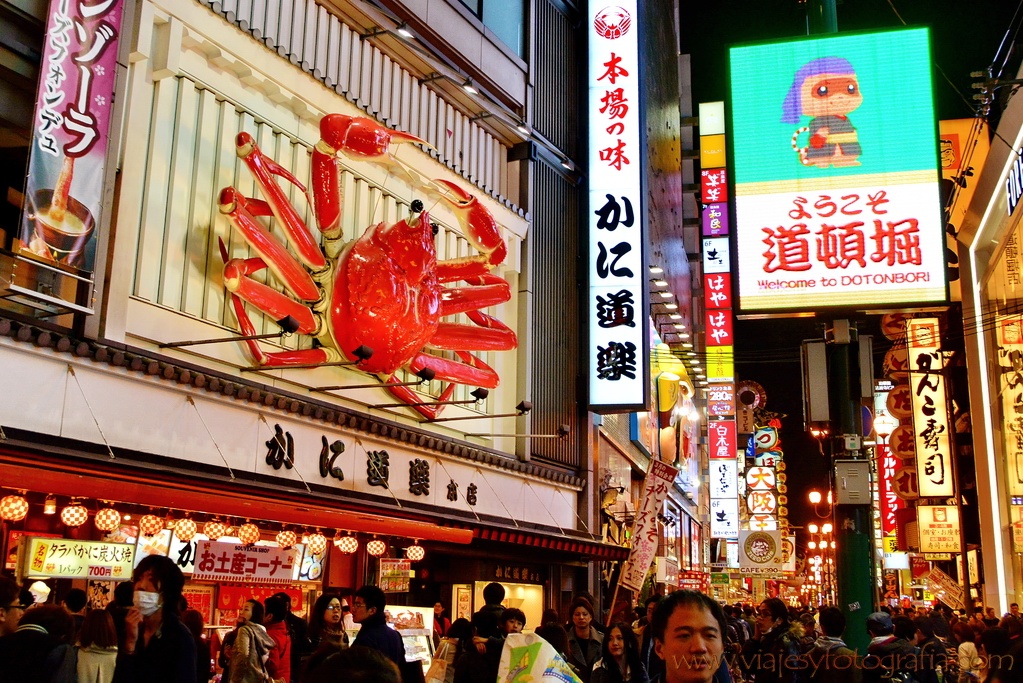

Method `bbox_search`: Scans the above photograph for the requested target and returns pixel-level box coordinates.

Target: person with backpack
[804,607,859,683]
[914,616,948,683]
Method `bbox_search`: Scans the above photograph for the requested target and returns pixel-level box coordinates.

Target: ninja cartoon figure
[781,56,863,168]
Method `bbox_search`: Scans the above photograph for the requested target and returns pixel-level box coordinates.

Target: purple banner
[20,0,124,273]
[702,202,729,236]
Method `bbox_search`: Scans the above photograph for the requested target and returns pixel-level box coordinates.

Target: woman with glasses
[740,599,802,683]
[308,594,349,654]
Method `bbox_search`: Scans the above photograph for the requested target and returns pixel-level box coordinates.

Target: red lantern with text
[0,495,29,521]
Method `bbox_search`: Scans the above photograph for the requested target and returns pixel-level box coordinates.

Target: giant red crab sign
[216,114,517,419]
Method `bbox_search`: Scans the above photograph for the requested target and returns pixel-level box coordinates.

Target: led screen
[729,28,946,311]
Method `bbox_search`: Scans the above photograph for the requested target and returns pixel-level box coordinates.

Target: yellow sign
[883,535,899,553]
[700,134,726,169]
[706,346,734,382]
[22,537,134,581]
[918,505,961,554]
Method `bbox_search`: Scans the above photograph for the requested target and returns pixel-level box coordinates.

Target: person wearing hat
[861,612,917,683]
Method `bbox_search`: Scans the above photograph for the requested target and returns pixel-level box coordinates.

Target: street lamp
[874,413,898,442]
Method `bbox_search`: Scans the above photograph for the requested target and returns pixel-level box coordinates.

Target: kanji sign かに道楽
[729,29,946,311]
[588,1,646,412]
[192,541,296,585]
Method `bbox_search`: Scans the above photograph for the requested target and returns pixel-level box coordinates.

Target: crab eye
[817,85,828,97]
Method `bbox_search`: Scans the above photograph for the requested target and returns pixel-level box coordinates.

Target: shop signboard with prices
[21,537,134,581]
[917,505,962,554]
[380,558,412,592]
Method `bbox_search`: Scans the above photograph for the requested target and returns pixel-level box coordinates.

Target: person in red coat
[263,596,292,683]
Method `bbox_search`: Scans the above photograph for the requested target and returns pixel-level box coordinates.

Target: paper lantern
[335,534,359,554]
[174,518,197,542]
[404,544,425,562]
[366,539,387,556]
[61,503,88,527]
[139,514,164,536]
[306,532,327,555]
[204,520,228,540]
[94,507,121,531]
[238,523,260,545]
[0,495,29,521]
[276,530,297,549]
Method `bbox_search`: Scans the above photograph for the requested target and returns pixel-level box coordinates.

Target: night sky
[679,0,1019,532]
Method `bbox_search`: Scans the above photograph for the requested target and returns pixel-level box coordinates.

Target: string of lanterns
[0,491,428,560]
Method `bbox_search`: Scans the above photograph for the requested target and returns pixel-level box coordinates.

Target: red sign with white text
[701,169,729,204]
[877,443,905,537]
[708,420,737,459]
[706,310,734,346]
[705,273,732,309]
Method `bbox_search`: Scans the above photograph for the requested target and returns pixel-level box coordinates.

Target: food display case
[387,605,434,672]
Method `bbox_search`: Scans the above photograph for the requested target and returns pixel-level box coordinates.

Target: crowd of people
[5,562,1023,683]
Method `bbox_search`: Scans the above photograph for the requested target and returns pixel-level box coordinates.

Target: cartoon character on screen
[781,56,863,168]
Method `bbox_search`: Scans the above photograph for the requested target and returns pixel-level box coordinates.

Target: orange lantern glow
[204,520,228,540]
[366,539,387,556]
[61,502,88,527]
[94,507,121,531]
[237,523,260,545]
[306,532,327,555]
[0,495,29,521]
[139,514,164,536]
[174,518,197,542]
[404,544,425,561]
[276,530,297,549]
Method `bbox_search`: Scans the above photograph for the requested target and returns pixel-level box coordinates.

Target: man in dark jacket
[472,583,506,638]
[742,598,803,683]
[351,585,405,668]
[914,616,947,683]
[805,607,860,683]
[861,612,917,683]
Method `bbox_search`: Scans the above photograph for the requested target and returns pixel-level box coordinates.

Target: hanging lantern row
[0,492,426,559]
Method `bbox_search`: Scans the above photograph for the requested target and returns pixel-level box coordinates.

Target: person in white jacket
[77,610,118,683]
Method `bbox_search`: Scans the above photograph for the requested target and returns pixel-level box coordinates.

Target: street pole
[829,321,874,653]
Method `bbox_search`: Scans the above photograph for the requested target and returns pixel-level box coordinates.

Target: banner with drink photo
[19,0,125,273]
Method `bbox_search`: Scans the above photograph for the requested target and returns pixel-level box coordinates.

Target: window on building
[458,0,525,58]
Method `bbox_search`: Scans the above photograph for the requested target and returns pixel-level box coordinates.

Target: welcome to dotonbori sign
[587,2,648,412]
[728,28,946,311]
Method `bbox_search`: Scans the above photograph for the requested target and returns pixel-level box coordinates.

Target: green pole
[807,0,838,34]
[828,326,874,653]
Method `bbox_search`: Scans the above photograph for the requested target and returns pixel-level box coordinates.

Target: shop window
[457,0,525,58]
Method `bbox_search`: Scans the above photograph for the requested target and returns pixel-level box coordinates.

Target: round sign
[893,466,920,500]
[882,313,913,340]
[887,384,913,419]
[754,426,779,451]
[890,425,916,459]
[744,531,777,564]
[884,347,910,379]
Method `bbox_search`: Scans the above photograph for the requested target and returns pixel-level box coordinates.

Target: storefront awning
[0,453,473,545]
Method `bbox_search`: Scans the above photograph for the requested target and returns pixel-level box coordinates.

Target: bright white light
[652,279,668,287]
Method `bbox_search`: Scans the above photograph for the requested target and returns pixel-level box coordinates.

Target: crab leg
[383,350,500,419]
[313,114,429,234]
[236,133,326,271]
[439,278,511,315]
[220,188,320,302]
[431,180,507,282]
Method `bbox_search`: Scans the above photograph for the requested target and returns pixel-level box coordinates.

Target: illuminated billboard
[729,28,946,311]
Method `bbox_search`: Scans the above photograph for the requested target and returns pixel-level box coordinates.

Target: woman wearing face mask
[114,555,197,683]
[229,600,276,683]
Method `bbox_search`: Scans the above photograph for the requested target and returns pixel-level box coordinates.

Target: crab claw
[431,179,507,282]
[317,114,428,160]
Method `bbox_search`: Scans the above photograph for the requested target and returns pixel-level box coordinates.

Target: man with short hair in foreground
[651,590,726,683]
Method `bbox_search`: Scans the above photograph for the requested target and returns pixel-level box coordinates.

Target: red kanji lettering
[870,219,922,266]
[762,224,811,272]
[816,221,866,269]
[599,88,629,119]
[599,140,629,171]
[597,53,629,85]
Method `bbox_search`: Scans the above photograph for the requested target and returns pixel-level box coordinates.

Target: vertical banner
[587,2,647,412]
[620,459,679,591]
[906,318,954,497]
[997,315,1023,495]
[20,0,124,274]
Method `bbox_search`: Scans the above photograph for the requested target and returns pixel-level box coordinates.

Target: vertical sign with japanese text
[620,459,679,591]
[729,29,946,311]
[588,2,647,412]
[907,318,954,497]
[20,0,125,274]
